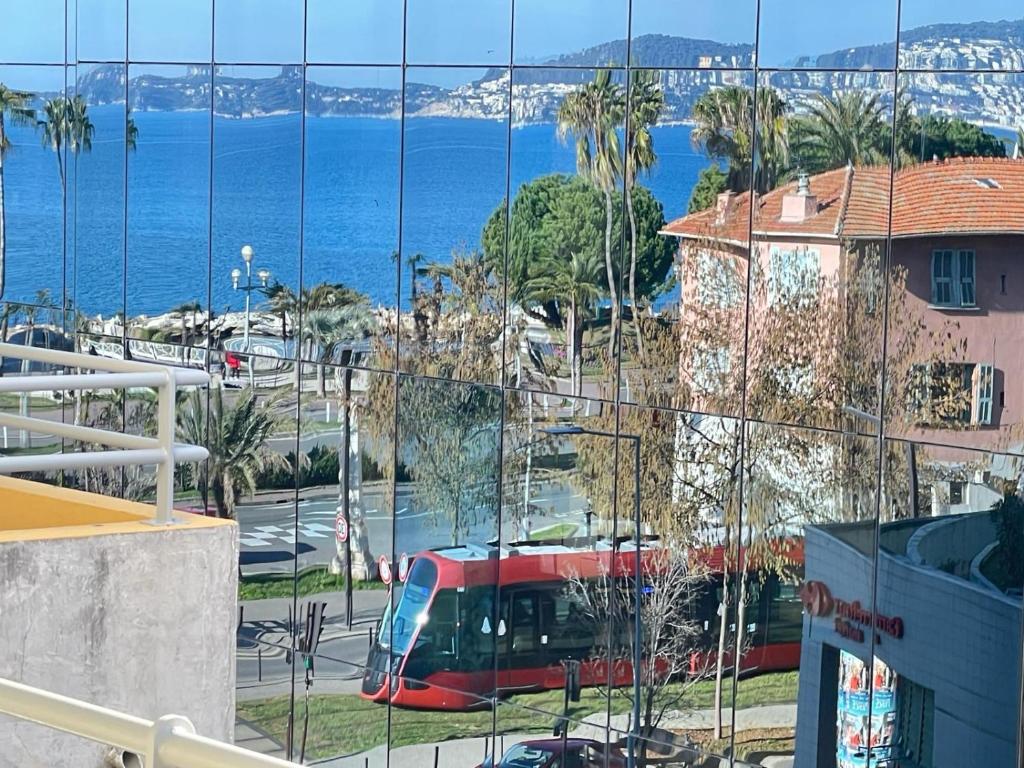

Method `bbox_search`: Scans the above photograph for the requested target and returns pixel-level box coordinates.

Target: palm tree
[38,94,94,193]
[558,70,625,363]
[0,84,35,298]
[303,303,375,398]
[525,250,604,397]
[794,91,887,173]
[692,85,789,194]
[624,70,664,360]
[177,386,286,519]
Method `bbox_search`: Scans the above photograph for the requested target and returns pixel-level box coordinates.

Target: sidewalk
[233,703,798,766]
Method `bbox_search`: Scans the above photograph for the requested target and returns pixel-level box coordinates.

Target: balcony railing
[0,341,209,523]
[0,677,299,767]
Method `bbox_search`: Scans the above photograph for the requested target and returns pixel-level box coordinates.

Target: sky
[2,0,1024,91]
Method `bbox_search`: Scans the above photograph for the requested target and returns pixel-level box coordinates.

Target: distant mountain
[809,17,1024,69]
[73,19,1024,128]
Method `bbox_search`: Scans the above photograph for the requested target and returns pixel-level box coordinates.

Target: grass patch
[529,523,579,540]
[237,671,798,761]
[239,566,389,601]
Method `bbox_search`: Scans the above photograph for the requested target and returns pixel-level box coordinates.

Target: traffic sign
[379,555,392,585]
[335,515,348,544]
[398,552,409,583]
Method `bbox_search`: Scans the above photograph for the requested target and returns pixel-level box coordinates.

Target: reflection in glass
[305,0,403,64]
[128,0,212,63]
[406,0,511,66]
[126,64,211,321]
[214,0,304,64]
[757,0,898,70]
[512,0,628,66]
[629,0,756,67]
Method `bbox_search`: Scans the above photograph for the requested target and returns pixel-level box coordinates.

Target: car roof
[512,738,602,751]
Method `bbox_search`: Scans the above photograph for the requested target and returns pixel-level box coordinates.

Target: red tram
[361,538,804,710]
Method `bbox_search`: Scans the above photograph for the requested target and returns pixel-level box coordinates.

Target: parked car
[476,738,626,768]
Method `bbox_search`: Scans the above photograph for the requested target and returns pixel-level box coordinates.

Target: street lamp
[540,423,644,768]
[230,244,270,388]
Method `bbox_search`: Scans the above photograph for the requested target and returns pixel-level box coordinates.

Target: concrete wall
[795,524,1022,768]
[0,522,237,767]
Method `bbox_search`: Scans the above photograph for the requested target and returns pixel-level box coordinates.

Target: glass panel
[899,2,1024,71]
[745,71,894,433]
[272,365,394,763]
[503,67,625,399]
[735,422,880,766]
[872,439,1022,767]
[406,0,511,66]
[305,0,403,65]
[399,67,508,385]
[0,66,67,305]
[73,63,126,321]
[125,64,211,326]
[619,69,752,415]
[214,0,304,64]
[77,0,127,62]
[512,0,628,66]
[212,65,302,383]
[128,0,212,63]
[384,375,501,752]
[0,1,66,64]
[757,0,898,70]
[215,355,299,754]
[302,66,401,374]
[628,0,755,68]
[886,71,1022,453]
[0,300,69,463]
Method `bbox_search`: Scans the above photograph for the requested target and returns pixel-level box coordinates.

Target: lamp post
[540,424,643,768]
[230,244,270,389]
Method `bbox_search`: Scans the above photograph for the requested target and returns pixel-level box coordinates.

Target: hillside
[73,19,1024,127]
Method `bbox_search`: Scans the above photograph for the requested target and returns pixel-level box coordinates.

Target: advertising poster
[837,650,897,767]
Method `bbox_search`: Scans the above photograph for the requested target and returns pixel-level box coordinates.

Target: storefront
[793,514,1023,768]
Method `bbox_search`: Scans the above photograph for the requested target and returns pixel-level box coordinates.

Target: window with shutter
[931,250,953,305]
[958,250,976,307]
[931,249,976,307]
[972,363,994,425]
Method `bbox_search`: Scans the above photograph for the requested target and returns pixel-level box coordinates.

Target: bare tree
[563,541,713,750]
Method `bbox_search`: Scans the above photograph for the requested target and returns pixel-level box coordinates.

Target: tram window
[459,587,497,672]
[510,594,538,654]
[544,591,592,656]
[768,581,804,644]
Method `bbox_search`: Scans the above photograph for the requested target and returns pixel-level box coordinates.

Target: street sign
[379,555,392,585]
[398,552,409,583]
[335,515,348,544]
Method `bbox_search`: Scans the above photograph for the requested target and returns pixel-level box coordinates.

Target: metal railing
[0,677,300,768]
[0,341,209,524]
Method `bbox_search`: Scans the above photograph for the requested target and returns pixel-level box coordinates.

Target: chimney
[715,189,735,224]
[780,171,818,223]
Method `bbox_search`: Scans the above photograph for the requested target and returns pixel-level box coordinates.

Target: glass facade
[2,2,1024,766]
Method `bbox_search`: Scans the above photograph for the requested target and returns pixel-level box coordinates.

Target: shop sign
[800,580,904,644]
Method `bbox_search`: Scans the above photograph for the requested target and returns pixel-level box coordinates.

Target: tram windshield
[377,558,437,655]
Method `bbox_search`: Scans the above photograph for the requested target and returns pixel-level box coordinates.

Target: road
[237,481,589,574]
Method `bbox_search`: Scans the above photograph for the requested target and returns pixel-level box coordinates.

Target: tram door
[498,589,545,691]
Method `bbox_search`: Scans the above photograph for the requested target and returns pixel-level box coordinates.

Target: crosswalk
[239,522,335,549]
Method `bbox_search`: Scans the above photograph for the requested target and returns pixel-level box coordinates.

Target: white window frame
[769,246,820,306]
[931,249,975,307]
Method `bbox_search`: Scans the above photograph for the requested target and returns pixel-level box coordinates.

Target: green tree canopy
[907,115,1006,162]
[482,174,673,322]
[688,165,728,213]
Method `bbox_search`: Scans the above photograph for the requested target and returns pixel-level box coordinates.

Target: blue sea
[2,105,705,316]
